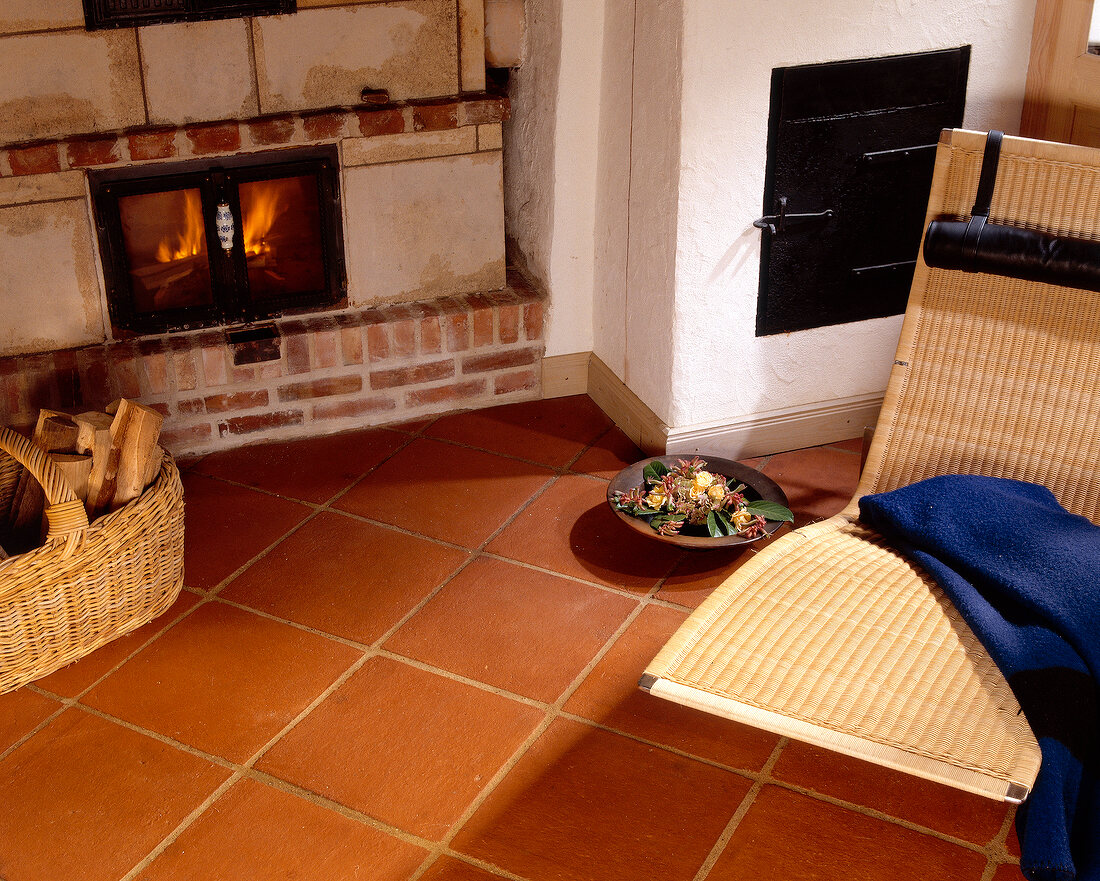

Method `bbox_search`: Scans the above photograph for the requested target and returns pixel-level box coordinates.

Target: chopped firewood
[50,453,94,503]
[10,411,79,534]
[0,542,7,561]
[74,411,113,456]
[34,411,79,453]
[143,445,165,488]
[86,399,164,518]
[105,399,120,416]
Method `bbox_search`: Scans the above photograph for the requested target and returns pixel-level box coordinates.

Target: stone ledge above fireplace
[0,95,509,177]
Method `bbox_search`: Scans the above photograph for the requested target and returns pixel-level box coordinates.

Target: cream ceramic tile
[341,128,476,167]
[0,30,144,143]
[140,18,258,125]
[254,1,458,113]
[0,200,105,355]
[343,152,505,305]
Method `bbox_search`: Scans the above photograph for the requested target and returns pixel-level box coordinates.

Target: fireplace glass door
[92,147,345,334]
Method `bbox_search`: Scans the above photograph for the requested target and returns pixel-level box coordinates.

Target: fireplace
[90,145,346,335]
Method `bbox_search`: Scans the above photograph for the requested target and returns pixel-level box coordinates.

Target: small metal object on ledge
[360,89,392,106]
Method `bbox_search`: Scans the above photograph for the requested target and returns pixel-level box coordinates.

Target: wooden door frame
[1022,0,1100,143]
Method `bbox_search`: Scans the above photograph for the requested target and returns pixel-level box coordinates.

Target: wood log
[10,411,79,534]
[0,541,7,561]
[34,411,79,453]
[110,401,164,510]
[74,411,113,456]
[85,399,164,517]
[50,453,94,503]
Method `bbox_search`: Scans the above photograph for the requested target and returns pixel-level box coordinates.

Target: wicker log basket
[0,426,184,694]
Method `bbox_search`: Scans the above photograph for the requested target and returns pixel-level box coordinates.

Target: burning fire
[242,180,287,258]
[154,180,287,263]
[155,189,204,263]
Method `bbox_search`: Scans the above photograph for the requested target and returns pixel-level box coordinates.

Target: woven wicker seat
[643,129,1100,802]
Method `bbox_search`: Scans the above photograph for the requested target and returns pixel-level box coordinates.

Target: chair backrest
[855,129,1100,521]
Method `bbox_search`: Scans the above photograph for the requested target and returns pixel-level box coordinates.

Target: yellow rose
[645,489,668,510]
[732,509,754,529]
[692,471,716,492]
[707,483,726,502]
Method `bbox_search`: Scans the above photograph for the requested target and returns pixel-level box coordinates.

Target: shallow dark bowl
[606,454,790,549]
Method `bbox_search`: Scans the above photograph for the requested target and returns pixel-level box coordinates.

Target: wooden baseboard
[544,351,882,459]
[540,352,591,398]
[665,393,883,460]
[585,354,668,455]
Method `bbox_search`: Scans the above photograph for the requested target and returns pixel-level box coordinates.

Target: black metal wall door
[756,47,970,336]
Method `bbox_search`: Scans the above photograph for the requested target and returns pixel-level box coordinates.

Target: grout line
[693,737,788,881]
[114,645,373,880]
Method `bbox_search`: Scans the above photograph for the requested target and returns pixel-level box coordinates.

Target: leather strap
[971,130,1004,218]
[961,130,1004,261]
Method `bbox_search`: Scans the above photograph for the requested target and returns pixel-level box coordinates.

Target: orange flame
[155,189,204,263]
[242,180,287,258]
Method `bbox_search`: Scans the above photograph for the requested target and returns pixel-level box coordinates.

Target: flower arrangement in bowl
[607,455,793,549]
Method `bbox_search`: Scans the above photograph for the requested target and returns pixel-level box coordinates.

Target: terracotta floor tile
[759,445,861,527]
[181,472,312,590]
[828,435,865,455]
[708,786,987,881]
[256,656,543,840]
[487,473,683,592]
[385,556,637,702]
[657,545,762,609]
[993,863,1027,881]
[0,688,60,753]
[565,605,779,770]
[569,425,644,479]
[221,511,468,644]
[82,602,362,762]
[335,438,554,548]
[141,776,427,881]
[0,709,228,881]
[419,856,513,880]
[426,395,612,467]
[35,591,201,698]
[192,427,408,504]
[772,741,1012,845]
[452,717,751,881]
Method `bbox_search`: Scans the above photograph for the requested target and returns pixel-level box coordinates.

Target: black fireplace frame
[83,0,295,31]
[90,145,346,336]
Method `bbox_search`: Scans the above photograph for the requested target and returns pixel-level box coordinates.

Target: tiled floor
[0,395,1025,881]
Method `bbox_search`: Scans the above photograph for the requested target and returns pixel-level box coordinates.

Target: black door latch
[753,196,835,235]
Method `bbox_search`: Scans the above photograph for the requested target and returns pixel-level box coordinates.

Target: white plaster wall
[590,0,634,376]
[503,0,604,358]
[541,1,603,356]
[618,0,683,417]
[503,0,560,294]
[665,0,1037,429]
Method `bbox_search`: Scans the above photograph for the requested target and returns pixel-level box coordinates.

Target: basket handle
[1,426,89,550]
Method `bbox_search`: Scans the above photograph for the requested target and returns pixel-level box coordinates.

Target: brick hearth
[0,274,544,457]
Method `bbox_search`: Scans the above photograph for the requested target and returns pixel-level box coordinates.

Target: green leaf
[727,481,747,494]
[706,511,722,537]
[642,460,670,483]
[744,500,794,522]
[715,509,734,534]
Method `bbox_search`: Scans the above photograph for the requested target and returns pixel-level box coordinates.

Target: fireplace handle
[215,202,235,253]
[753,197,835,236]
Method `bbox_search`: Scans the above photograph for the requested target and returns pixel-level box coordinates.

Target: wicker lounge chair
[643,128,1100,802]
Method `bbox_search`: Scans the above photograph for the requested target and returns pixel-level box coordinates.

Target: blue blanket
[859,476,1100,881]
